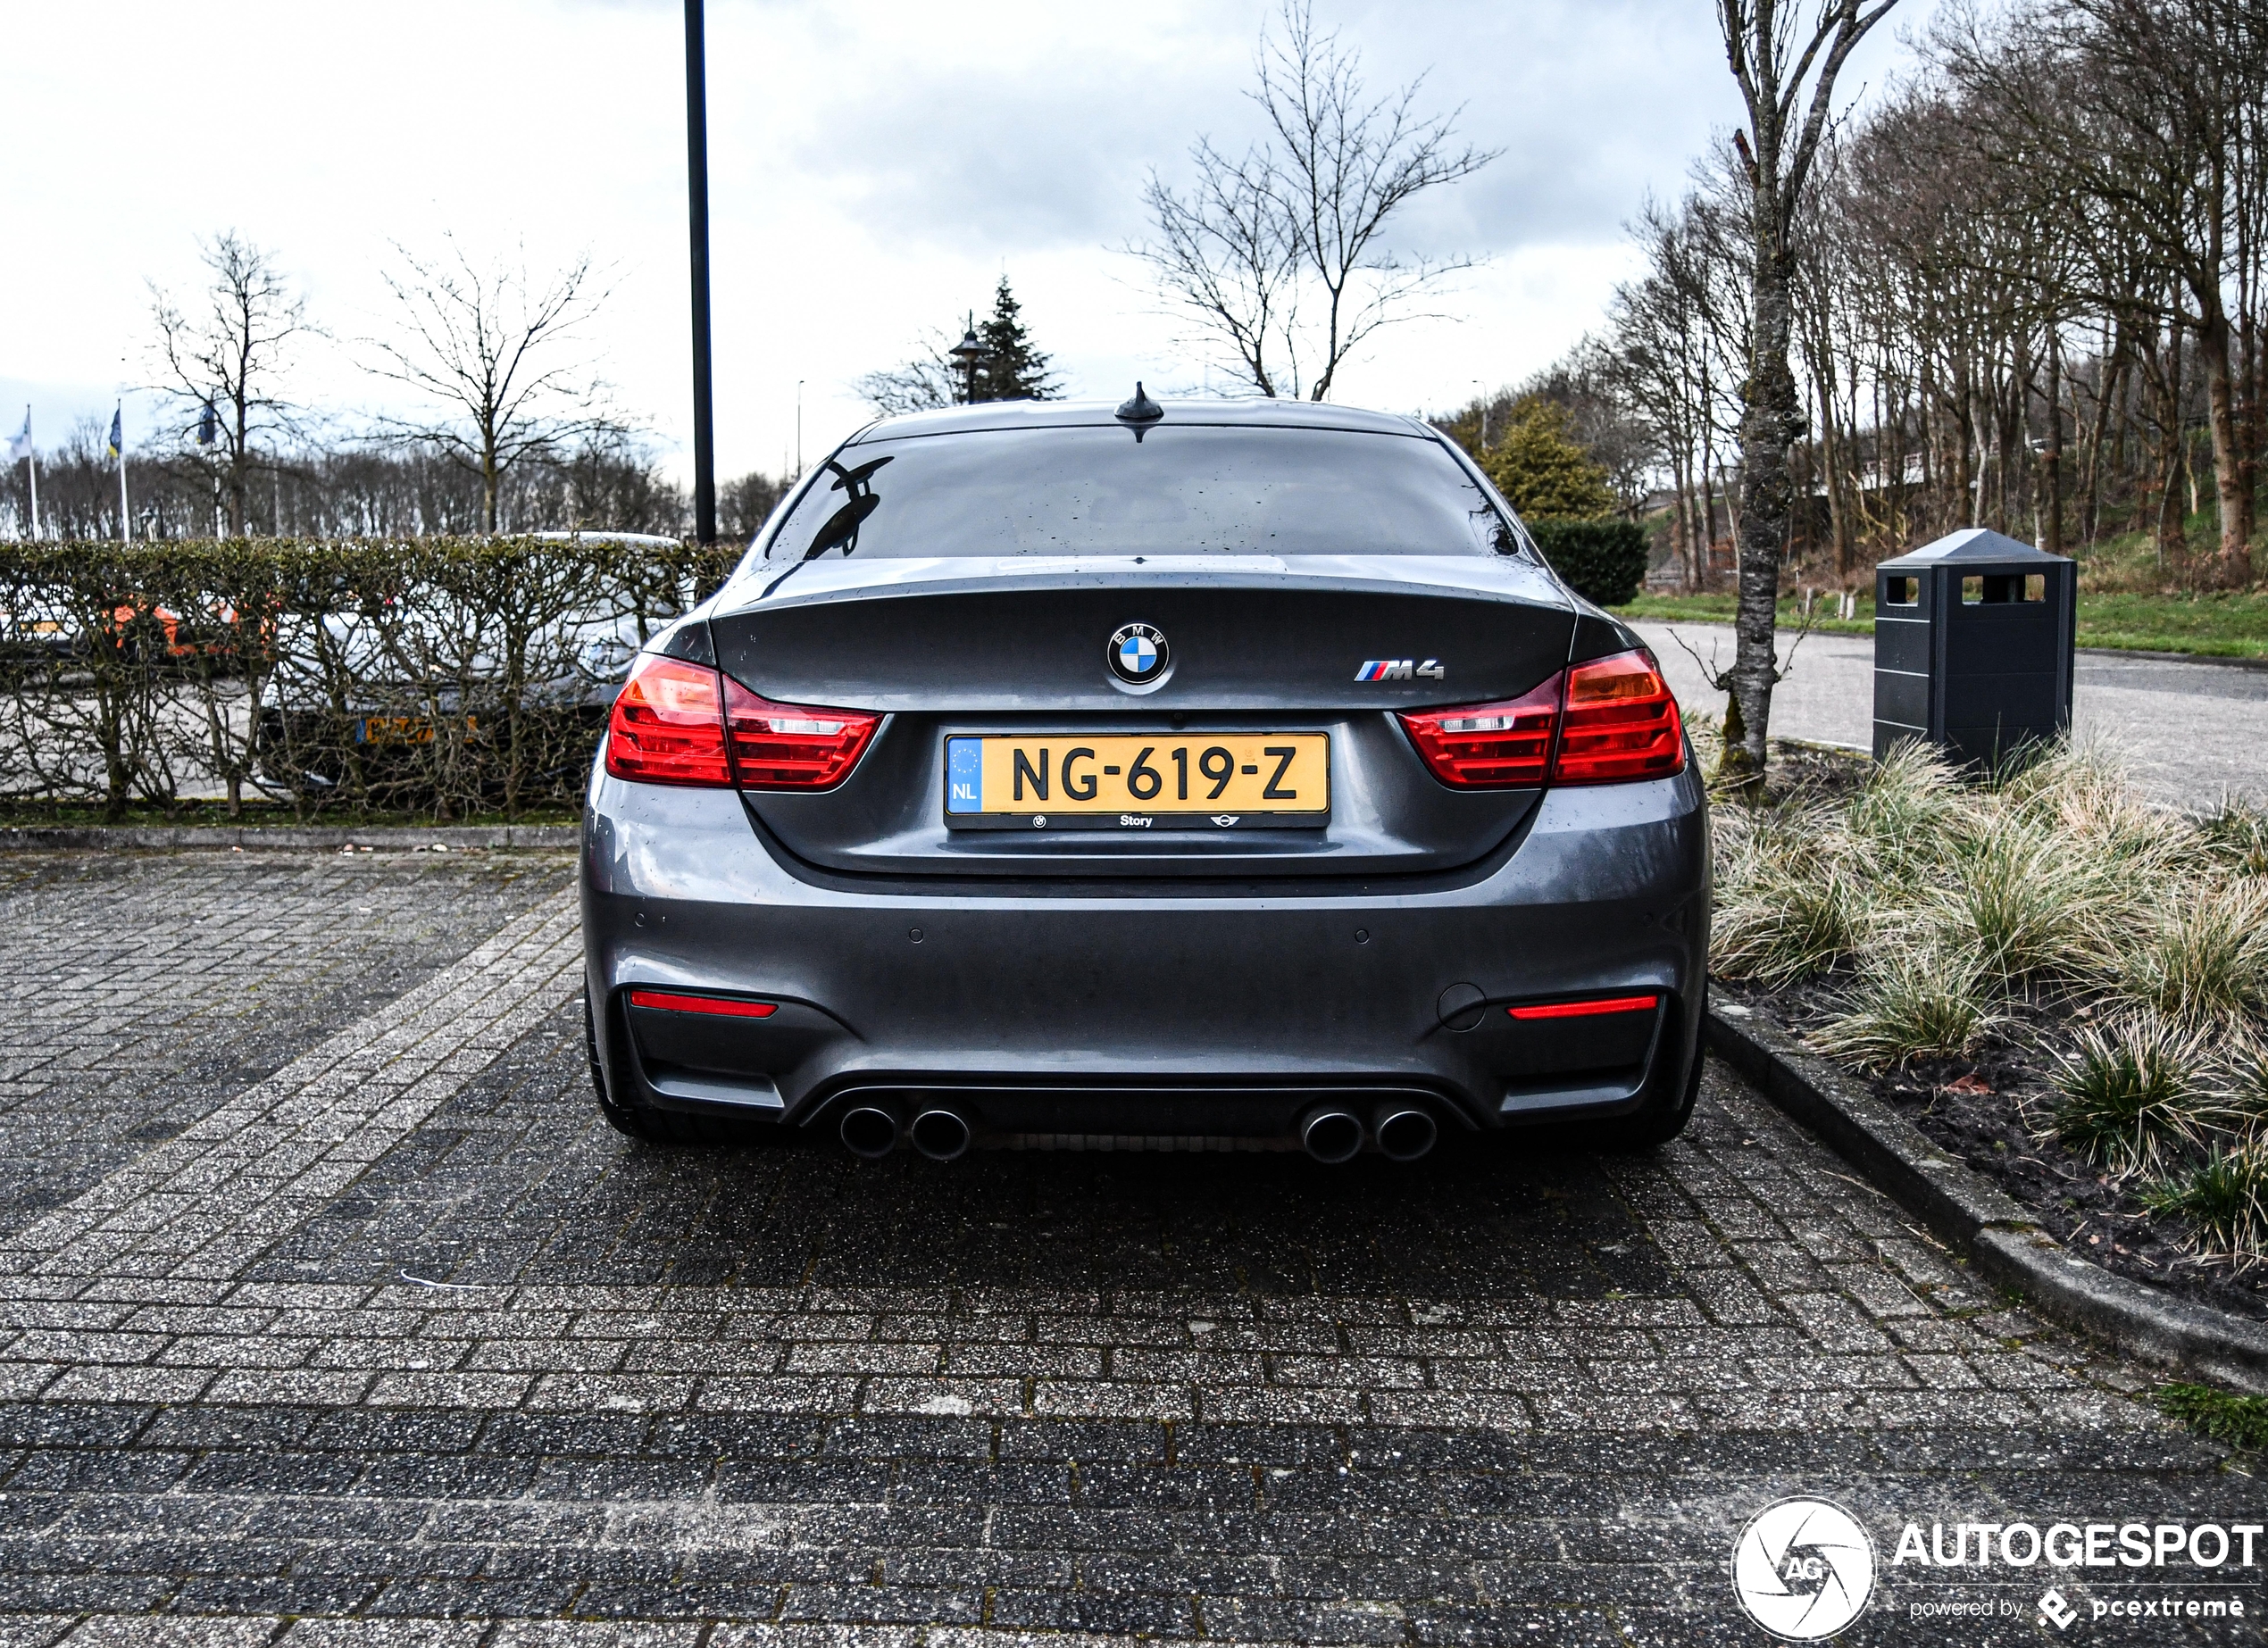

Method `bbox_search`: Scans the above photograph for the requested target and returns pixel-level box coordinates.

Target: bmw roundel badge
[1106,621,1170,686]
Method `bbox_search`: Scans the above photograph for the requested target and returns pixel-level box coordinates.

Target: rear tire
[1597,980,1707,1151]
[584,986,774,1147]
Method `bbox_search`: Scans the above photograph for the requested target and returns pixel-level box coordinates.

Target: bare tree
[1717,0,1900,787]
[1572,1,2264,620]
[1133,1,1495,400]
[854,355,955,417]
[1138,140,1298,395]
[363,237,619,534]
[1943,0,2268,586]
[1600,165,1755,590]
[148,233,308,536]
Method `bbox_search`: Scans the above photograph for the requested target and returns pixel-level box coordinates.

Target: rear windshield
[762,425,1523,560]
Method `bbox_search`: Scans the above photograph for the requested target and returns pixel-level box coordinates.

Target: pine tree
[972,278,1057,403]
[1481,399,1615,519]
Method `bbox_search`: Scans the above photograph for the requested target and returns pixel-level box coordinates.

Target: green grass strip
[2157,1382,2268,1451]
[1612,591,2268,658]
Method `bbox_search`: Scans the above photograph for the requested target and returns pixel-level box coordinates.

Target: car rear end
[581,401,1708,1159]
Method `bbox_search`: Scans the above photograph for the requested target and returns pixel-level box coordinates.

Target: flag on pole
[111,404,130,543]
[4,409,27,463]
[197,400,217,447]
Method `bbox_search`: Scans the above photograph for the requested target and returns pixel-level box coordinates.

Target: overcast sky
[1,0,1929,489]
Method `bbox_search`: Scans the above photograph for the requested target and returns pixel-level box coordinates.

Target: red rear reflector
[1397,648,1684,789]
[605,655,732,787]
[628,989,778,1018]
[723,677,880,791]
[1507,994,1660,1020]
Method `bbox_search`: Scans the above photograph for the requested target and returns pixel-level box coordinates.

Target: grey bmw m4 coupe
[580,394,1708,1162]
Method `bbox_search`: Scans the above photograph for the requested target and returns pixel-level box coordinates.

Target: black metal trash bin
[1872,528,2076,764]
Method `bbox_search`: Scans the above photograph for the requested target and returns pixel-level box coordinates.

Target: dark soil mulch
[1720,977,2268,1326]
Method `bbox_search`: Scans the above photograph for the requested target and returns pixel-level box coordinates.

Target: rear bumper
[580,765,1710,1142]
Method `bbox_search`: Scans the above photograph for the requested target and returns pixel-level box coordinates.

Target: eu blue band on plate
[946,737,982,813]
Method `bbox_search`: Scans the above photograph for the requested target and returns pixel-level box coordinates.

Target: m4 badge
[1354,659,1445,682]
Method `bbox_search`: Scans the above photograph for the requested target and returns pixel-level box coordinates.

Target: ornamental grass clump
[2144,1144,2268,1264]
[1712,864,1874,986]
[2112,881,2268,1025]
[2197,801,2268,878]
[2049,1016,2207,1173]
[1806,941,1998,1071]
[1998,745,2175,871]
[1709,808,1876,986]
[1715,738,2268,1268]
[1939,817,2127,985]
[2231,1039,2268,1119]
[1840,740,1972,872]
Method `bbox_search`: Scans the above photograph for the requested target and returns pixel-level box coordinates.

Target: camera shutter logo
[1730,1496,1876,1640]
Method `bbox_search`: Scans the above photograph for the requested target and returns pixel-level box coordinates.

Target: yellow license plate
[355,715,476,746]
[945,733,1329,830]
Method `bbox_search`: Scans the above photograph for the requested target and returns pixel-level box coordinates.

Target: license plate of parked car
[354,715,474,746]
[944,733,1329,828]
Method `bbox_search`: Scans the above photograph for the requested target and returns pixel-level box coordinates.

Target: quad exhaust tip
[846,1099,1429,1164]
[1374,1106,1438,1162]
[838,1105,899,1159]
[1300,1108,1365,1165]
[909,1106,974,1161]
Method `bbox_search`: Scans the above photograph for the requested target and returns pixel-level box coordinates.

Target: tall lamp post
[684,0,716,546]
[949,320,987,405]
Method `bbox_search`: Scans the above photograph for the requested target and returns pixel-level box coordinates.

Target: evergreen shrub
[1525,518,1650,608]
[0,536,735,820]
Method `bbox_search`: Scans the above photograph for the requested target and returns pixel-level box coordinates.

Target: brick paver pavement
[0,850,559,1238]
[0,851,2256,1644]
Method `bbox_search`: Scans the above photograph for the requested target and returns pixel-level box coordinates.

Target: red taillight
[1553,650,1686,785]
[604,654,878,791]
[723,677,880,791]
[1397,648,1685,789]
[1508,993,1661,1020]
[1395,676,1559,787]
[605,654,731,786]
[628,988,778,1018]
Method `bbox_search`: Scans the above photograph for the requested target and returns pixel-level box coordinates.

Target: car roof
[529,531,684,548]
[845,397,1432,445]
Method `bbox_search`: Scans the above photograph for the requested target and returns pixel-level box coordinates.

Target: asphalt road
[1632,621,2268,811]
[0,850,2253,1644]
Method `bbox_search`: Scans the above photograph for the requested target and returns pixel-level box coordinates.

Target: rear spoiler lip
[712,553,1572,620]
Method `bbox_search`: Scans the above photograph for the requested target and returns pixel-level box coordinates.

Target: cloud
[0,0,1927,488]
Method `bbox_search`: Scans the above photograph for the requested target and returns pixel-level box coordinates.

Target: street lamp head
[948,329,986,364]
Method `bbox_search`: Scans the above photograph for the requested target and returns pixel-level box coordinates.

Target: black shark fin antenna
[1115,382,1163,423]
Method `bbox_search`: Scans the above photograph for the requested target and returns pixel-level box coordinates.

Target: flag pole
[20,408,34,538]
[115,408,130,544]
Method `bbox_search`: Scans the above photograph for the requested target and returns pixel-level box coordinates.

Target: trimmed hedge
[1526,517,1649,609]
[0,537,736,820]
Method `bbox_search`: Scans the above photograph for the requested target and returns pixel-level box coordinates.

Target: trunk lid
[707,555,1575,879]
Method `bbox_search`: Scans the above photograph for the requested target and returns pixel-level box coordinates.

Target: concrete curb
[1705,1006,2268,1394]
[0,824,580,852]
